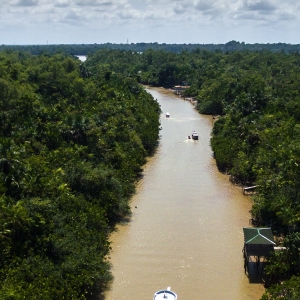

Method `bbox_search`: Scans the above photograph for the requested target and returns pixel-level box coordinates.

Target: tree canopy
[3,46,300,299]
[0,50,160,299]
[1,41,300,55]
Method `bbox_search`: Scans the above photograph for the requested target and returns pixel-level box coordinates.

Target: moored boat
[153,287,177,300]
[192,131,198,140]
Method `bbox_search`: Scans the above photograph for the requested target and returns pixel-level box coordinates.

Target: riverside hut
[173,85,190,95]
[242,185,258,195]
[243,227,276,274]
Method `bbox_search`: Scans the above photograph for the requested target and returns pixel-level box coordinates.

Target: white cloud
[243,0,277,11]
[12,0,39,6]
[193,0,214,11]
[0,0,300,44]
[117,8,140,19]
[75,0,113,7]
[65,10,82,20]
[54,0,69,7]
[278,12,295,20]
[173,3,186,14]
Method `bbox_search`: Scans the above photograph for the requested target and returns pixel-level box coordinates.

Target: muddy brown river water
[104,87,265,300]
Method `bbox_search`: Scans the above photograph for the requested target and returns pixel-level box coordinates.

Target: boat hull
[153,287,177,300]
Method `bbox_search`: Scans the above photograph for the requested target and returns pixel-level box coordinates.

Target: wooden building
[243,227,276,274]
[173,85,190,95]
[242,185,258,195]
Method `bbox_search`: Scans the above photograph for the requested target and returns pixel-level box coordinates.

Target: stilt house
[243,227,276,274]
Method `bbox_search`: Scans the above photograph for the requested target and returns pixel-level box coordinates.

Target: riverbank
[163,87,198,106]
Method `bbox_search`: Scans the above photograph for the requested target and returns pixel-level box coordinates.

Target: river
[75,55,87,62]
[104,87,265,300]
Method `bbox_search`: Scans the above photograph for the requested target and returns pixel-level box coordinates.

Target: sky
[0,0,299,45]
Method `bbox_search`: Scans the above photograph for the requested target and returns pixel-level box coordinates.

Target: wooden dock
[243,185,258,195]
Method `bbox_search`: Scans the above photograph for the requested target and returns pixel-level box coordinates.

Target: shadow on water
[245,259,269,285]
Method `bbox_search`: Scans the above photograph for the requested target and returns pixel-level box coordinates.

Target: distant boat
[192,131,199,140]
[153,287,177,300]
[166,112,170,118]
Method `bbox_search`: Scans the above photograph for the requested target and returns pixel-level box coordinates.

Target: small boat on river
[153,287,177,300]
[166,112,170,118]
[192,131,199,140]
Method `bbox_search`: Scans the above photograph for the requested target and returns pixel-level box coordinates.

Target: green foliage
[261,276,300,300]
[264,233,300,284]
[0,50,160,298]
[4,46,300,298]
[1,41,300,56]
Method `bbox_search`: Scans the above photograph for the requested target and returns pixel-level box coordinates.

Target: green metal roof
[243,227,276,245]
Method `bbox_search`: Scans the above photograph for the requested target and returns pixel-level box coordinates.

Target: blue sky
[0,0,299,45]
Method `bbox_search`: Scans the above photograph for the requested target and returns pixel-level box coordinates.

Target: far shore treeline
[1,40,300,55]
[2,46,300,299]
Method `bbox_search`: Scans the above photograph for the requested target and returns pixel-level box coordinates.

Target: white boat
[166,112,170,118]
[153,287,177,300]
[192,131,198,140]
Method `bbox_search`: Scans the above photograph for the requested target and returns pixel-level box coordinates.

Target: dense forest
[83,48,300,299]
[0,50,160,299]
[2,45,300,299]
[1,40,300,56]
